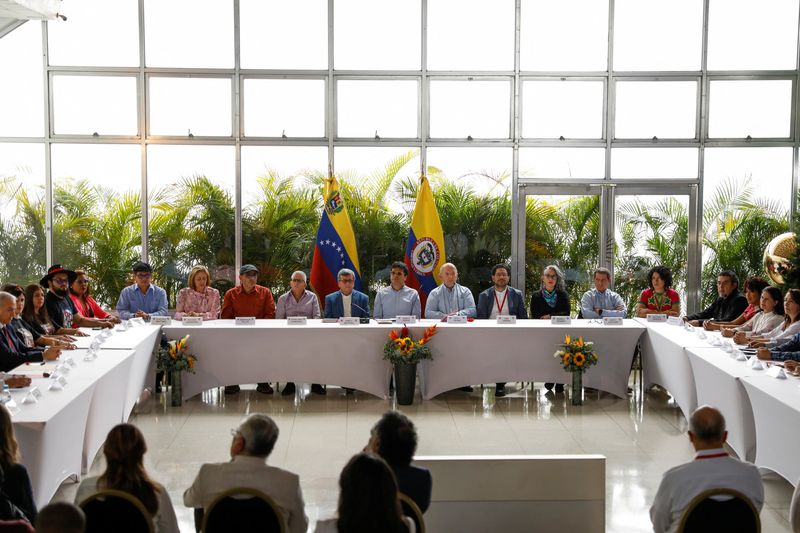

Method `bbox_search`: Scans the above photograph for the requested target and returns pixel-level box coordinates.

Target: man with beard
[41,265,114,331]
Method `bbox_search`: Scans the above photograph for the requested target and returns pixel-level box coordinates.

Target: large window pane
[243,79,325,138]
[147,145,236,306]
[611,148,698,179]
[429,80,510,138]
[521,0,609,71]
[708,80,793,139]
[708,0,799,70]
[52,76,138,135]
[428,0,514,71]
[0,143,46,283]
[144,0,233,68]
[240,0,327,69]
[48,0,139,67]
[149,77,232,137]
[522,80,604,139]
[334,0,420,70]
[51,144,142,307]
[614,0,702,71]
[615,81,697,139]
[337,80,417,138]
[426,147,511,196]
[519,148,605,180]
[0,23,43,137]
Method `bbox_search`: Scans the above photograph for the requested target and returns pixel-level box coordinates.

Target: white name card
[497,315,517,325]
[338,317,360,325]
[734,351,747,361]
[603,317,623,326]
[766,366,787,379]
[447,315,468,324]
[31,387,42,399]
[667,316,683,326]
[235,317,256,326]
[748,357,764,370]
[65,357,76,367]
[130,318,146,326]
[57,375,67,386]
[647,314,668,322]
[287,316,307,326]
[181,316,203,326]
[396,315,417,324]
[150,316,172,326]
[551,316,572,325]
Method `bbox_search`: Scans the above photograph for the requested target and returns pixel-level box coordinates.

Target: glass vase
[571,370,583,406]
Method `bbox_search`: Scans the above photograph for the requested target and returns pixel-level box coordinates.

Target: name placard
[766,366,787,379]
[603,317,624,326]
[235,317,256,326]
[338,317,360,325]
[57,375,67,386]
[150,316,172,326]
[181,316,203,326]
[396,315,417,325]
[31,387,42,399]
[667,316,683,326]
[497,315,516,324]
[748,357,764,370]
[287,316,307,326]
[447,315,468,324]
[551,316,572,325]
[130,318,146,327]
[647,314,668,323]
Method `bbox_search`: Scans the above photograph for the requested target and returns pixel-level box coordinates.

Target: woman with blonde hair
[0,404,36,522]
[174,265,220,320]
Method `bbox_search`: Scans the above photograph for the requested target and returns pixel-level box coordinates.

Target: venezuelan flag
[310,176,362,305]
[404,176,446,317]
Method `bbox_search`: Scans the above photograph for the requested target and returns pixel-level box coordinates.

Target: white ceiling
[0,0,61,39]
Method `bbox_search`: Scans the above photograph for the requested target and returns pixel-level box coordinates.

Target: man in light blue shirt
[374,262,421,319]
[425,263,477,319]
[580,267,626,319]
[116,261,169,321]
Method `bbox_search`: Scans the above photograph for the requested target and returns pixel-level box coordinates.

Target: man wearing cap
[116,261,169,321]
[221,264,276,394]
[42,265,114,331]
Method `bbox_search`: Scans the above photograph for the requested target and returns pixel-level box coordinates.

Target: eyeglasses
[338,278,355,284]
[543,274,557,279]
[52,278,69,285]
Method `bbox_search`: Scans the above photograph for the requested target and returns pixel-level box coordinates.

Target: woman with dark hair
[75,424,178,533]
[748,289,800,348]
[635,266,681,318]
[703,276,768,331]
[0,404,36,523]
[20,285,81,338]
[69,271,119,324]
[315,453,413,533]
[725,286,784,344]
[1,285,74,351]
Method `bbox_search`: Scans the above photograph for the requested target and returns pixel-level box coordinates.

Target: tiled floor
[52,380,795,532]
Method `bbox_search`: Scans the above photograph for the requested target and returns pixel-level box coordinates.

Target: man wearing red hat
[41,265,115,332]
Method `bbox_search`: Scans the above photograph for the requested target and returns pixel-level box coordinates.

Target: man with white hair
[276,271,323,396]
[424,263,477,320]
[0,291,61,372]
[184,414,308,533]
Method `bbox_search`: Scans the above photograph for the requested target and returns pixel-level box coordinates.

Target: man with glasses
[323,268,370,320]
[684,270,748,328]
[221,264,276,394]
[41,264,114,331]
[276,270,322,396]
[115,261,169,321]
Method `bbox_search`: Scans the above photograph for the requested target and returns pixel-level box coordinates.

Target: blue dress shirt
[580,288,627,319]
[116,284,169,320]
[373,286,421,319]
[425,283,477,319]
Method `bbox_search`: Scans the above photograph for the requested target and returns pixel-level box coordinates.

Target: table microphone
[352,303,372,324]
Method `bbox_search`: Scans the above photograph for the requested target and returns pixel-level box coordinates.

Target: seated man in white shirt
[649,405,764,533]
[184,414,308,533]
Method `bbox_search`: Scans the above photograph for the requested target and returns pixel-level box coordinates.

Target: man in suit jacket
[0,292,60,372]
[477,264,528,397]
[323,268,370,319]
[184,414,308,533]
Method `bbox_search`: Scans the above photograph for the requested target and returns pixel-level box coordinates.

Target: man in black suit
[367,411,432,514]
[0,292,61,372]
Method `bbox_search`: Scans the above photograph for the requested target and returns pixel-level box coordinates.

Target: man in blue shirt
[374,262,421,320]
[424,263,477,320]
[580,267,626,319]
[116,261,168,321]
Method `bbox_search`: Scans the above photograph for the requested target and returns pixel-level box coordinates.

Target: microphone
[351,302,372,324]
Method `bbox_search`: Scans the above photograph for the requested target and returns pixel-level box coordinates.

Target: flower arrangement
[156,335,197,374]
[553,335,598,373]
[383,325,437,365]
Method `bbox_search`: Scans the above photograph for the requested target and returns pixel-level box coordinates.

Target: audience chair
[399,492,426,533]
[678,488,760,533]
[79,489,155,533]
[202,487,285,533]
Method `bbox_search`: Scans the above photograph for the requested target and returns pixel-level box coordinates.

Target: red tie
[3,327,15,351]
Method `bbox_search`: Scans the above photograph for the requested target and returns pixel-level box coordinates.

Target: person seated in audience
[0,285,74,351]
[0,404,36,524]
[41,265,113,331]
[221,264,276,394]
[366,411,432,513]
[75,424,179,533]
[703,276,768,331]
[69,270,120,324]
[684,270,748,328]
[580,267,626,319]
[725,286,784,344]
[184,414,307,533]
[373,262,421,320]
[324,268,370,319]
[276,271,323,396]
[116,262,168,321]
[35,502,85,533]
[748,289,800,348]
[791,474,800,533]
[531,265,571,393]
[22,285,83,338]
[0,292,61,372]
[424,263,476,320]
[635,266,681,318]
[315,453,414,533]
[649,405,763,533]
[174,265,221,320]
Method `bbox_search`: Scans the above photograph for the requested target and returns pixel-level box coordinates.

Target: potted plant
[383,325,437,405]
[554,335,598,406]
[156,335,197,406]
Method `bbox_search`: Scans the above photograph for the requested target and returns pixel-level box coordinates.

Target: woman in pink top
[174,265,221,320]
[69,270,120,323]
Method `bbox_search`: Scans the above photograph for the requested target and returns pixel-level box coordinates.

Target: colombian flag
[310,176,362,306]
[404,176,446,317]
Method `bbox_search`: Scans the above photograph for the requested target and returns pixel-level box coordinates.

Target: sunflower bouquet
[383,325,437,365]
[156,335,197,374]
[553,335,598,373]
